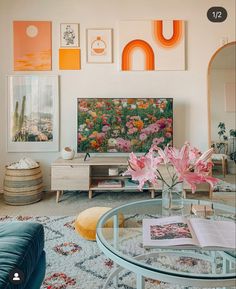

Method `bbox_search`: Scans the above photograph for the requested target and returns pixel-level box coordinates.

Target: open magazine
[143,216,236,250]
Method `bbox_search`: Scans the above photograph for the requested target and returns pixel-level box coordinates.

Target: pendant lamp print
[13,21,52,71]
[87,29,113,63]
[119,20,185,71]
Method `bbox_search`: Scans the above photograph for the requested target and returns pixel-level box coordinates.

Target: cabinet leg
[56,191,61,203]
[151,189,155,199]
[209,187,213,199]
[88,190,93,199]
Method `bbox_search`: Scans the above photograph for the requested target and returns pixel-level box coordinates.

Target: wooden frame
[86,28,113,63]
[7,75,59,152]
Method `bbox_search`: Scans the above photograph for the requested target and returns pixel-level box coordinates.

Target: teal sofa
[0,222,46,289]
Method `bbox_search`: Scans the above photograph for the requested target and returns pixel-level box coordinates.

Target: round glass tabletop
[96,199,236,287]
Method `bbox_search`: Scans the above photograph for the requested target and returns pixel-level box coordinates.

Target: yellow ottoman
[74,207,124,241]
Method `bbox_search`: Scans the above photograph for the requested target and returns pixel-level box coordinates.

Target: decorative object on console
[77,98,173,153]
[86,29,113,63]
[59,48,81,70]
[7,75,59,152]
[4,159,43,205]
[13,21,52,71]
[60,23,80,47]
[119,20,185,71]
[124,143,219,210]
[61,147,75,160]
[108,167,119,176]
[97,179,122,188]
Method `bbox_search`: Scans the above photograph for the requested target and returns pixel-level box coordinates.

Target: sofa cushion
[0,222,44,289]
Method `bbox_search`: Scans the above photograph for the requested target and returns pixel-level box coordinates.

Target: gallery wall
[0,0,235,190]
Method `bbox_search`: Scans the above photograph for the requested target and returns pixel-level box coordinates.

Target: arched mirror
[208,41,236,181]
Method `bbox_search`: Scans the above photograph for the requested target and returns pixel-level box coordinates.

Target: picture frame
[14,21,52,71]
[7,75,59,152]
[60,23,79,47]
[86,28,113,63]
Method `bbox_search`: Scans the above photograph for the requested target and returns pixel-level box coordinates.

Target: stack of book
[97,179,123,188]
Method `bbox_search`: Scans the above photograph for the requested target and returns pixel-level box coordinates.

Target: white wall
[210,69,235,141]
[0,0,235,190]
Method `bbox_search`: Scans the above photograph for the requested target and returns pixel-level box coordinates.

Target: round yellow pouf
[74,207,124,241]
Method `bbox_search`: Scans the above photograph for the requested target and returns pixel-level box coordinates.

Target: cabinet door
[51,166,90,190]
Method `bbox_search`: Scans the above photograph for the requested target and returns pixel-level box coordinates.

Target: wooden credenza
[51,156,157,202]
[51,156,212,203]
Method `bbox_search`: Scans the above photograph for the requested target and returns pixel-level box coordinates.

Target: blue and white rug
[1,215,227,289]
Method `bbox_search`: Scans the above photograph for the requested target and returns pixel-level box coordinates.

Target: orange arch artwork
[122,39,155,71]
[153,20,183,48]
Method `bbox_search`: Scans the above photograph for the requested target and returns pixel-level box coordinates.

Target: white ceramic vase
[61,147,75,160]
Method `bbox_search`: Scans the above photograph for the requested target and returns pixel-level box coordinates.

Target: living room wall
[0,0,235,190]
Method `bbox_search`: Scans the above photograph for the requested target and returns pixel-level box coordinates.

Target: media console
[51,156,157,202]
[51,156,212,203]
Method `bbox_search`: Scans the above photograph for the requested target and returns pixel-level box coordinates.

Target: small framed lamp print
[86,29,113,63]
[60,23,79,47]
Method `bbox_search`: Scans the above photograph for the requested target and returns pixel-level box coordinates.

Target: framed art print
[13,21,52,71]
[119,20,185,71]
[87,29,113,63]
[60,23,79,47]
[7,75,59,152]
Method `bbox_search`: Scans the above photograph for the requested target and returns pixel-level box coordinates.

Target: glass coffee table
[96,199,236,288]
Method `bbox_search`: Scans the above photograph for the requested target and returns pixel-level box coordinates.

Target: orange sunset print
[14,21,52,71]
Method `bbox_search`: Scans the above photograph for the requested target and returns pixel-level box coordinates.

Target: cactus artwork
[10,81,54,142]
[12,92,53,142]
[8,75,58,151]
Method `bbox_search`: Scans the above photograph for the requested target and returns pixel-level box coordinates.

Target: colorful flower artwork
[77,98,173,153]
[150,223,192,240]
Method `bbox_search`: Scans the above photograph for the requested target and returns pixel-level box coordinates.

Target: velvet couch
[0,222,46,289]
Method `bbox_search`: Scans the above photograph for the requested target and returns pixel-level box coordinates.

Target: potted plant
[229,129,236,163]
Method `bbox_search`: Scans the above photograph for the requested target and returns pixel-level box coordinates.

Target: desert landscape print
[13,21,52,71]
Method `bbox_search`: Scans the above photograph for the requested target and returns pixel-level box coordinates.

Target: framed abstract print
[86,29,113,63]
[7,75,59,152]
[13,21,52,71]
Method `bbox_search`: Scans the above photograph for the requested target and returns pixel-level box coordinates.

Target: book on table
[143,216,236,250]
[97,179,123,188]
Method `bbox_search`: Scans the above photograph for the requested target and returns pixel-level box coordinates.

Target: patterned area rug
[0,216,233,289]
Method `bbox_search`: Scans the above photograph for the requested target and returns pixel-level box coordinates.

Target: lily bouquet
[124,143,219,193]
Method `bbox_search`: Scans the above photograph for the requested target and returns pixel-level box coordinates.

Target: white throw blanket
[7,157,39,169]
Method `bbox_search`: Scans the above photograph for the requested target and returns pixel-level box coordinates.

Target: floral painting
[77,98,173,153]
[8,75,59,152]
[150,223,192,240]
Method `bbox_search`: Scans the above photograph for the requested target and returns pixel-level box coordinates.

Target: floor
[0,169,235,216]
[0,188,235,216]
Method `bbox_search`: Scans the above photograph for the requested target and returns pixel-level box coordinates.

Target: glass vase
[162,182,184,210]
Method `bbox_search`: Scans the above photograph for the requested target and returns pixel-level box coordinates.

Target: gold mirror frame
[207,41,236,148]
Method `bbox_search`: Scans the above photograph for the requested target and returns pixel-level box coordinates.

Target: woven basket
[3,164,43,205]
